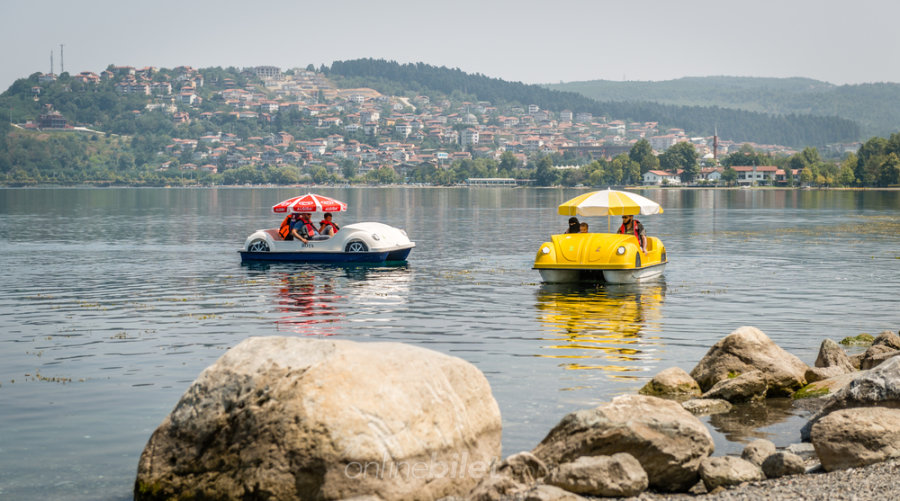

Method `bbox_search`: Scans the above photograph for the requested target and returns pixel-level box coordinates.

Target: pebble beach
[629,458,900,501]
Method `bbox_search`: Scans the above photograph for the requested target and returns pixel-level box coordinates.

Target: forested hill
[325,59,860,147]
[546,76,900,139]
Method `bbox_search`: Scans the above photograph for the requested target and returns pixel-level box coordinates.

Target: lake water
[1,187,898,500]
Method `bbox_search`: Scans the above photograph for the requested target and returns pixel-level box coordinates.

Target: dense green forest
[325,59,860,147]
[547,76,900,139]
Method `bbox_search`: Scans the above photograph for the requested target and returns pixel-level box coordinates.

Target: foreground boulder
[802,356,900,440]
[532,395,713,492]
[135,337,502,501]
[690,326,809,397]
[811,407,900,471]
[546,453,648,497]
[698,456,764,491]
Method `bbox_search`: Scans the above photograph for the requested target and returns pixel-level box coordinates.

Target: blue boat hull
[239,247,411,264]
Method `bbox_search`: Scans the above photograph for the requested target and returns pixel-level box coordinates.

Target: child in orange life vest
[278,213,298,240]
[618,214,647,252]
[318,212,340,237]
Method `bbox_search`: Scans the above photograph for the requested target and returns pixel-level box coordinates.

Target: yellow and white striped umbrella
[558,189,663,217]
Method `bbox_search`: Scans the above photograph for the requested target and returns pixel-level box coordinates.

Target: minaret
[50,50,54,74]
[60,44,64,74]
[713,126,719,163]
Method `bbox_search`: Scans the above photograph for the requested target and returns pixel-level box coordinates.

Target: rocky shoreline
[133,326,900,500]
[627,458,900,501]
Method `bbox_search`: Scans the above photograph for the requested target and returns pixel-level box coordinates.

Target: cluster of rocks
[134,327,900,500]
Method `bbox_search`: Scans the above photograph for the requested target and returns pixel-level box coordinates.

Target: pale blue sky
[3,0,899,92]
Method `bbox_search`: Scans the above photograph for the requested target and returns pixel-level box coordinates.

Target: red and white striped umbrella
[271,193,348,214]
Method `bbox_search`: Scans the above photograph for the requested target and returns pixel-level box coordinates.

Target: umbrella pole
[607,215,610,232]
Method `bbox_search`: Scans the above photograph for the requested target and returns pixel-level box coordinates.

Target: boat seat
[264,228,283,241]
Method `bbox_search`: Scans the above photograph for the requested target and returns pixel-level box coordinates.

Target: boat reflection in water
[534,283,666,379]
[269,263,411,336]
[275,271,344,335]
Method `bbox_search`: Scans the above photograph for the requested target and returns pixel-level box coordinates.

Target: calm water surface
[1,187,898,500]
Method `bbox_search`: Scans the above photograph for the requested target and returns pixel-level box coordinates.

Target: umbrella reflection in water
[534,283,666,378]
[276,271,344,335]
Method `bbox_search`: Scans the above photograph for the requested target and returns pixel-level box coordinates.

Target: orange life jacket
[278,215,293,240]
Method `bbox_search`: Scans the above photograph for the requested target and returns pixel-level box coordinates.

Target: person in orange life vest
[618,214,647,252]
[290,213,318,243]
[318,212,340,237]
[278,213,299,240]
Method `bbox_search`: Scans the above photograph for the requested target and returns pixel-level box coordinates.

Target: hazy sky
[3,0,899,92]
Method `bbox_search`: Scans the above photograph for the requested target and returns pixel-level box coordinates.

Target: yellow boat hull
[533,232,667,284]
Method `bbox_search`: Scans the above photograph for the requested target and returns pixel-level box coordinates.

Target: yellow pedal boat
[533,189,667,284]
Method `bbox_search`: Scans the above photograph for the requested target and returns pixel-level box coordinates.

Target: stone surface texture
[546,453,648,497]
[702,370,768,402]
[532,394,714,493]
[761,451,806,478]
[740,439,776,467]
[639,367,702,398]
[811,407,900,472]
[689,326,809,397]
[698,456,765,491]
[814,338,854,372]
[135,337,502,501]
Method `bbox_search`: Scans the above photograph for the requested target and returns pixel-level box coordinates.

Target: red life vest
[618,221,645,250]
[320,220,339,233]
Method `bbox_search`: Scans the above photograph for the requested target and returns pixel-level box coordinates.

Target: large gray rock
[135,337,502,501]
[466,451,549,501]
[546,453,648,497]
[802,356,900,440]
[698,456,765,491]
[532,395,714,492]
[814,339,854,372]
[805,366,849,384]
[682,398,732,416]
[741,439,776,467]
[639,367,701,398]
[689,326,809,397]
[811,407,900,471]
[872,330,900,350]
[702,370,768,403]
[761,451,806,478]
[860,344,900,370]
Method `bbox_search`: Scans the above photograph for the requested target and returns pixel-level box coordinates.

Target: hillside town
[24,64,845,186]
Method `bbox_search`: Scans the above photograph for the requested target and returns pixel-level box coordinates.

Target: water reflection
[275,271,343,335]
[254,263,413,335]
[534,283,665,377]
[706,398,810,446]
